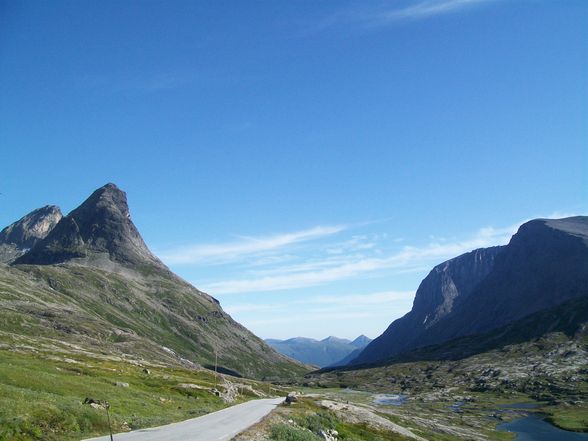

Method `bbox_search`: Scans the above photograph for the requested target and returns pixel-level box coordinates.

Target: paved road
[83,397,284,441]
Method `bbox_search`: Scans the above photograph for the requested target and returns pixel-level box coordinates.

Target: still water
[497,414,588,441]
[371,394,407,406]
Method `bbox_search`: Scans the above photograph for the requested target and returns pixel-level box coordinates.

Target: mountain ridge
[351,216,588,366]
[266,335,371,367]
[1,183,307,379]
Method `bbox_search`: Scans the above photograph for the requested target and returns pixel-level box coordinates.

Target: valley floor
[1,328,587,440]
[237,329,588,441]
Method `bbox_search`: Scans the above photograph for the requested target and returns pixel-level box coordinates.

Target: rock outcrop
[0,205,62,263]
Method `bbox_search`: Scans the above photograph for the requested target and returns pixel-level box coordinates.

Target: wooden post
[214,349,218,389]
[105,403,113,441]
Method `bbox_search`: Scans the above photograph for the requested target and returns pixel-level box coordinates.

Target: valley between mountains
[1,184,587,440]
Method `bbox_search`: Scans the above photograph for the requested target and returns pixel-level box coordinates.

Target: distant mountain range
[266,335,371,367]
[350,216,588,366]
[0,183,307,379]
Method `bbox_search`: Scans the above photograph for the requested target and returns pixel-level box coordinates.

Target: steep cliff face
[410,246,504,329]
[353,246,503,365]
[352,217,588,366]
[0,205,62,263]
[431,217,588,341]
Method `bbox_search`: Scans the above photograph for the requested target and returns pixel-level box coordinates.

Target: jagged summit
[0,205,63,263]
[14,183,164,268]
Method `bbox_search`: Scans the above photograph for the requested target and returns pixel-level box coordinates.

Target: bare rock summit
[15,183,164,268]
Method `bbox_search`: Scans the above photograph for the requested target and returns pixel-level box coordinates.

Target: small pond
[372,394,407,406]
[449,401,465,413]
[497,413,588,441]
[499,402,541,410]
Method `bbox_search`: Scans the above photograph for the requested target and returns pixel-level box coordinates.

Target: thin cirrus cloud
[202,222,519,294]
[240,292,416,328]
[313,0,496,32]
[159,225,347,265]
[225,290,414,314]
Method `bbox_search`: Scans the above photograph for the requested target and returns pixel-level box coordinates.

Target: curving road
[83,397,284,441]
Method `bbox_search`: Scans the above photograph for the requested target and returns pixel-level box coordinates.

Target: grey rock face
[353,246,502,365]
[434,217,588,340]
[352,217,588,366]
[15,183,164,268]
[0,205,62,263]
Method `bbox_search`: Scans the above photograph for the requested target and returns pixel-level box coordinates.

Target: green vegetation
[286,327,588,439]
[0,348,270,441]
[545,406,588,433]
[270,424,322,441]
[0,262,307,380]
[265,397,413,441]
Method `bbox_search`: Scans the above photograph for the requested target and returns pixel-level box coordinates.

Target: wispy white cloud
[246,312,374,327]
[234,292,414,332]
[160,225,346,265]
[224,290,414,315]
[387,0,494,20]
[312,0,496,32]
[203,222,518,294]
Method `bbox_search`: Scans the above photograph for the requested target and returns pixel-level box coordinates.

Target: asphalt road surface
[83,397,284,441]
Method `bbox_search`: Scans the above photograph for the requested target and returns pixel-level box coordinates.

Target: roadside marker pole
[106,403,114,441]
[215,350,218,388]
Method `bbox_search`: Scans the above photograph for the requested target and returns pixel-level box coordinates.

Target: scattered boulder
[285,392,298,404]
[178,383,206,390]
[210,388,221,397]
[320,429,339,441]
[115,382,129,388]
[221,380,238,403]
[83,398,109,410]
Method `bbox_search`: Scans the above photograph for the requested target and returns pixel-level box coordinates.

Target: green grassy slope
[0,263,307,380]
[0,348,281,441]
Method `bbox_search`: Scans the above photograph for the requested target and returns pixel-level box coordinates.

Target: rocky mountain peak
[14,184,165,269]
[0,205,63,248]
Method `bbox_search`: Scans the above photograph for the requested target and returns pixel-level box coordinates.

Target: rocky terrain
[0,205,62,263]
[266,335,371,368]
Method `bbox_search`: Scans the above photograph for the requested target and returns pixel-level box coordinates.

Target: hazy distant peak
[322,336,350,344]
[351,335,372,347]
[265,334,372,367]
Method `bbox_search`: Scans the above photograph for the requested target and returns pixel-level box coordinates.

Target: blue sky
[1,0,587,339]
